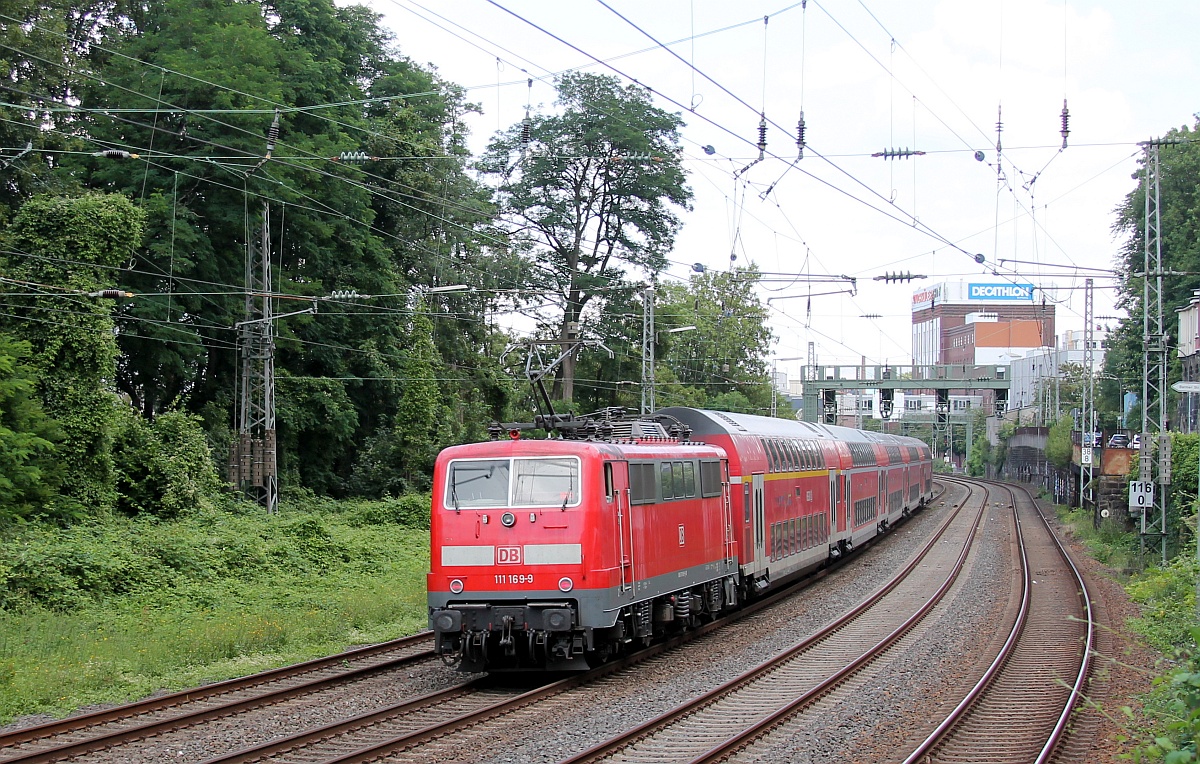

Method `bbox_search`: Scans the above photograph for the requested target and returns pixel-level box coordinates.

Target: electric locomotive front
[428,430,734,673]
[427,438,602,671]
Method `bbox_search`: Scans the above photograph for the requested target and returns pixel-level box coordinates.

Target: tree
[1106,118,1200,412]
[1046,416,1074,469]
[479,72,692,402]
[654,267,776,413]
[60,0,505,493]
[0,0,109,212]
[1,193,145,512]
[349,307,452,495]
[0,332,61,521]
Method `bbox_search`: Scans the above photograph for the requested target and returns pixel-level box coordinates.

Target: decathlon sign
[968,283,1034,301]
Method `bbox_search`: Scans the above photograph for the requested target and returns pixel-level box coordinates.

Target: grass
[0,497,430,724]
[1052,503,1139,571]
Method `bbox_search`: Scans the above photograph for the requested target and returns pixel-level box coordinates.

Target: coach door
[605,461,634,596]
[751,473,766,576]
[829,471,838,535]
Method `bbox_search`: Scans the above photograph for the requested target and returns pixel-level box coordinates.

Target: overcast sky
[352,0,1200,382]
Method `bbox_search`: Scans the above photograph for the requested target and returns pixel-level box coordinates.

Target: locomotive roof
[655,407,929,450]
[438,435,726,462]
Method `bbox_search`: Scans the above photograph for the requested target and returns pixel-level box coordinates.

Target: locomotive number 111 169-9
[495,574,535,585]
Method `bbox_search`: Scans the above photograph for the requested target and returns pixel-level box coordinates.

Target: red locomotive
[428,407,932,672]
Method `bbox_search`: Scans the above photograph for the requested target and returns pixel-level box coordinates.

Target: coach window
[682,461,697,498]
[789,441,801,471]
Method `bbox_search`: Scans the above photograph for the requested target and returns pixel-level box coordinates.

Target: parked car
[1131,433,1142,449]
[1108,433,1130,448]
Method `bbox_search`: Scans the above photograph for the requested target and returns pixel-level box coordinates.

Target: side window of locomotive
[604,462,615,501]
[671,462,686,498]
[699,460,722,498]
[661,462,676,500]
[630,463,656,505]
[681,461,697,498]
[446,459,510,507]
[511,457,580,507]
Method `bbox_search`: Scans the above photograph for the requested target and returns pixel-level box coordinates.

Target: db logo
[497,546,522,564]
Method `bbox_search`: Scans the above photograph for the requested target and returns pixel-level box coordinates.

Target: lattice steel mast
[1080,277,1094,508]
[231,203,278,513]
[1140,141,1169,565]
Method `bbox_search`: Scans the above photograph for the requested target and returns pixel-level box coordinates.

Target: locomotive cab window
[445,456,580,509]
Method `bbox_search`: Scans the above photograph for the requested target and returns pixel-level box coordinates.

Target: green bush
[1127,556,1199,654]
[112,409,223,518]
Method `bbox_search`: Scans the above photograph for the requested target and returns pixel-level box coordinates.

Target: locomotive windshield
[445,457,581,509]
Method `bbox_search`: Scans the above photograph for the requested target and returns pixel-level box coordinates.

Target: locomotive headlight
[449,579,464,594]
[501,512,516,527]
[558,576,574,592]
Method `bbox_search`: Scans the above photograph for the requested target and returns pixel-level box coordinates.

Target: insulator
[92,150,138,159]
[337,151,368,164]
[91,289,130,298]
[520,114,531,153]
[757,114,767,159]
[266,109,280,153]
[796,111,806,159]
[1060,99,1070,149]
[995,105,1003,154]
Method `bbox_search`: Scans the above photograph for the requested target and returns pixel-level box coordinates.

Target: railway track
[898,479,1094,764]
[541,477,1089,764]
[553,479,988,764]
[0,632,437,764]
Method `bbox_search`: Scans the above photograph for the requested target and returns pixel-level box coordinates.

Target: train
[427,406,933,672]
